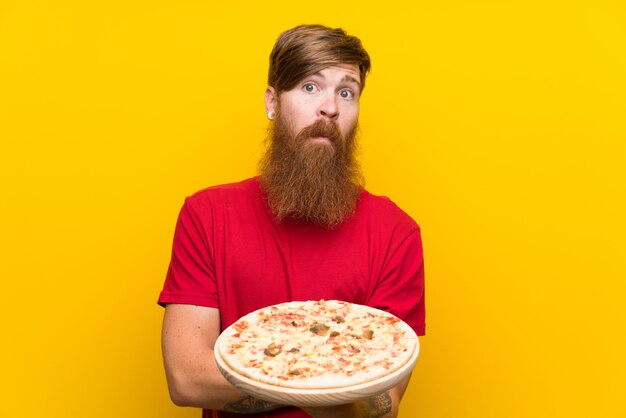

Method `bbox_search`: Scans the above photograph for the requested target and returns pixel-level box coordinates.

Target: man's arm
[301,375,412,418]
[161,303,284,413]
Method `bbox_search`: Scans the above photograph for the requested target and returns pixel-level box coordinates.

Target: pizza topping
[362,329,374,340]
[348,344,360,354]
[263,343,281,357]
[309,322,330,336]
[233,320,248,332]
[288,367,311,376]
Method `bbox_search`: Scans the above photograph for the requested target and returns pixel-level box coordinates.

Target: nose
[318,92,339,120]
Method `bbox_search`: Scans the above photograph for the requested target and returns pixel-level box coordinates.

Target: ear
[265,86,277,120]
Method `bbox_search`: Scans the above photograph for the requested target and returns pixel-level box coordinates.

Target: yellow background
[1,1,624,417]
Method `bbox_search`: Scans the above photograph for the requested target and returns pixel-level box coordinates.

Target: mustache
[296,119,341,144]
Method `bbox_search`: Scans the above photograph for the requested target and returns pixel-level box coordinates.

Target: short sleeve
[158,198,219,308]
[367,228,425,335]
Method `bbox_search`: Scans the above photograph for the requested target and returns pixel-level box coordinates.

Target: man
[158,24,425,418]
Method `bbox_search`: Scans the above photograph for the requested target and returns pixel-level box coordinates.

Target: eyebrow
[342,74,361,86]
[309,72,361,87]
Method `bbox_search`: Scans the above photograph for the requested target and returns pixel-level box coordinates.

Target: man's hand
[301,378,410,418]
[354,391,394,417]
[301,392,390,417]
[222,396,284,414]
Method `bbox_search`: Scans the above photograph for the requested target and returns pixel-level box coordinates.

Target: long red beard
[258,113,364,229]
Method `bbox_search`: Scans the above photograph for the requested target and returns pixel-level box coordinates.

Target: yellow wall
[1,1,624,417]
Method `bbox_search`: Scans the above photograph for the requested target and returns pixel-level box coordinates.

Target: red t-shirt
[158,177,425,418]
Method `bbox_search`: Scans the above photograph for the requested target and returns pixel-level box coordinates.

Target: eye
[339,89,354,99]
[303,83,318,93]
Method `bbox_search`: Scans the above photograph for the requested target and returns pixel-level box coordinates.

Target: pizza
[216,300,418,389]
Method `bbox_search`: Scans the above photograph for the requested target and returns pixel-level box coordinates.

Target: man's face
[259,63,364,228]
[265,63,361,148]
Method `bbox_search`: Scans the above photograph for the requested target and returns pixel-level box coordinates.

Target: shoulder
[174,178,264,227]
[184,177,262,208]
[356,189,421,233]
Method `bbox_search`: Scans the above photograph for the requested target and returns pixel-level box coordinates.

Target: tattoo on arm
[357,391,392,418]
[223,396,283,414]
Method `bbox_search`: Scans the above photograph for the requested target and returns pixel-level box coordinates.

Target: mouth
[307,136,333,145]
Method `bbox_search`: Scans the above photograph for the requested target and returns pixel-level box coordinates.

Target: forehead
[305,63,361,85]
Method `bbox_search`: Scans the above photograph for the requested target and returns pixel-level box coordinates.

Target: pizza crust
[217,300,417,389]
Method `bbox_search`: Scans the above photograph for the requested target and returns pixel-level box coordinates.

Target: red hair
[268,25,371,94]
